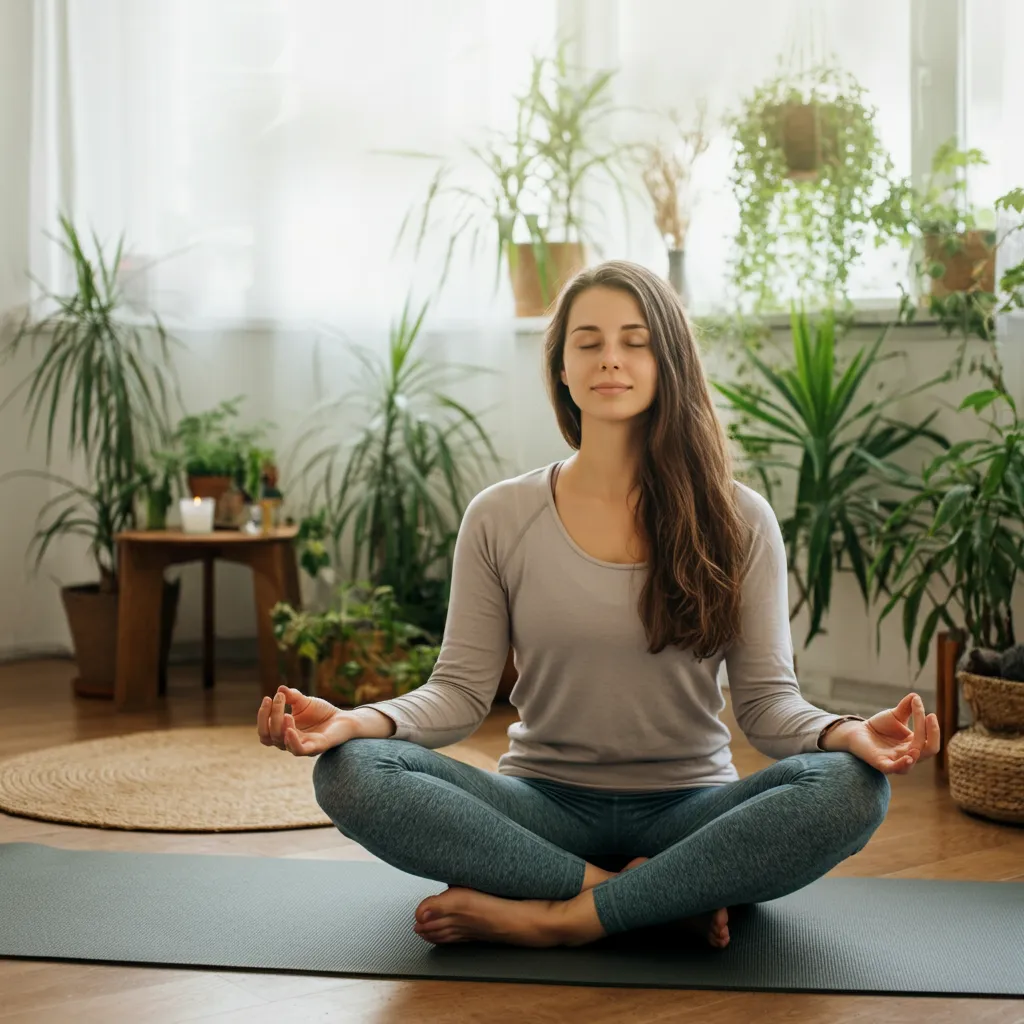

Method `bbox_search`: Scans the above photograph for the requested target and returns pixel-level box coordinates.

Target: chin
[582,401,649,422]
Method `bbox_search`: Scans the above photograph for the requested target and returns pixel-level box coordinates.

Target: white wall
[1,301,1015,727]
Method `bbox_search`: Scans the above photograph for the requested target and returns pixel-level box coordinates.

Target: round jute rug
[0,726,500,833]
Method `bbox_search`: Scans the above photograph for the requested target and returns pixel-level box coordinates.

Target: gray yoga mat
[1,842,1022,996]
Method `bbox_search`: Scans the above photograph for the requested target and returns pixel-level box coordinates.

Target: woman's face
[560,286,658,424]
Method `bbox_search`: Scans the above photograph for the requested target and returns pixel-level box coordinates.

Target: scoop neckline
[545,460,647,570]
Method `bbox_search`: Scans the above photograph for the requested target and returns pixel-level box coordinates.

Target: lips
[592,384,631,392]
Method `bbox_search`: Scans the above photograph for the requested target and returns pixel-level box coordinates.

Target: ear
[560,367,567,385]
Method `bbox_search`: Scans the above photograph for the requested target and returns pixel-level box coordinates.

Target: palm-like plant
[712,309,947,644]
[2,214,179,488]
[870,388,1024,671]
[394,41,634,307]
[1,215,181,589]
[290,299,503,636]
[7,466,143,585]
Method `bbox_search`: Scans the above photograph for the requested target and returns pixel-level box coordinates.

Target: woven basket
[947,725,1024,824]
[958,670,1024,732]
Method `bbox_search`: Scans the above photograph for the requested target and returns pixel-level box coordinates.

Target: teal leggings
[312,738,890,937]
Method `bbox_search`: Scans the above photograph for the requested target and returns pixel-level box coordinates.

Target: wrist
[819,718,863,752]
[344,706,397,739]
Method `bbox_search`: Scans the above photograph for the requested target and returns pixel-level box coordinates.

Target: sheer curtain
[966,0,1024,398]
[29,0,558,327]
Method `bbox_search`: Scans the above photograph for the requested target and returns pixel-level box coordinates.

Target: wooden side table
[935,631,964,780]
[114,527,302,711]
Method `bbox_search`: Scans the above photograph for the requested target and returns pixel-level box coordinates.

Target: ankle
[580,861,615,892]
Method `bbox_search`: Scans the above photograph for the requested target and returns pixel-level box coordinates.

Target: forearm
[343,706,397,739]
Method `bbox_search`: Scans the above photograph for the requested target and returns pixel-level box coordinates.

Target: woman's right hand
[257,685,355,757]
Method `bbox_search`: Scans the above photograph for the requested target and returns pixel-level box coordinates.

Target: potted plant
[0,215,181,697]
[871,388,1024,681]
[728,59,894,312]
[290,297,516,699]
[872,142,1024,391]
[711,308,947,645]
[137,450,184,530]
[634,101,712,305]
[394,41,634,317]
[271,583,439,707]
[291,297,502,637]
[172,397,274,525]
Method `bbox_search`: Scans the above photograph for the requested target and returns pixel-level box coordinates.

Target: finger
[270,691,287,748]
[895,692,916,725]
[280,686,311,713]
[921,713,941,758]
[882,752,915,774]
[257,696,273,746]
[911,694,927,751]
[283,715,311,757]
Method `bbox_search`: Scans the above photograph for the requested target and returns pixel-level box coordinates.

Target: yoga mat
[1,842,1022,996]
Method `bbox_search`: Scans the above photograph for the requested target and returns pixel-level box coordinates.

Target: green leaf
[930,485,973,534]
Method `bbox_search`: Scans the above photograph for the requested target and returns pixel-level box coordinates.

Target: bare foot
[619,857,730,949]
[413,887,571,948]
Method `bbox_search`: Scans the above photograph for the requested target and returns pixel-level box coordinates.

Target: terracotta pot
[187,474,233,503]
[62,578,181,699]
[508,242,585,317]
[924,230,996,297]
[765,102,839,181]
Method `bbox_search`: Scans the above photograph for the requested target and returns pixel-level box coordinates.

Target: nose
[600,355,620,369]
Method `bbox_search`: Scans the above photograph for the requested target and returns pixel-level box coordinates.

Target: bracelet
[817,714,867,749]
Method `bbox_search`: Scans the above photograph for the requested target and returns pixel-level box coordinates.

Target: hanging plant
[728,60,893,312]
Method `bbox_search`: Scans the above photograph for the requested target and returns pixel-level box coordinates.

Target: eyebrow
[569,323,649,334]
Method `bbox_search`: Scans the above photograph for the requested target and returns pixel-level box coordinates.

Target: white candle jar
[180,496,215,534]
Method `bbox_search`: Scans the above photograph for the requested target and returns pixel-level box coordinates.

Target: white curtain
[28,0,559,328]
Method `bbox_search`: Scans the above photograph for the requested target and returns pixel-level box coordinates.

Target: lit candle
[179,496,215,534]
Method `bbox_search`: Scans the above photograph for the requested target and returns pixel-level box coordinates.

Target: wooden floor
[1,659,1023,1024]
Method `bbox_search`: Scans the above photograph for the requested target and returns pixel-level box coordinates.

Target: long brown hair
[543,260,751,658]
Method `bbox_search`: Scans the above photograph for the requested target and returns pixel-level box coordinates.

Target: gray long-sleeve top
[360,461,844,792]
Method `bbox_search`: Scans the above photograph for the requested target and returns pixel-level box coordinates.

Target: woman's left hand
[841,693,941,775]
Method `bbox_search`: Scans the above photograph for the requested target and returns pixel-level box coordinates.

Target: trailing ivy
[728,61,893,313]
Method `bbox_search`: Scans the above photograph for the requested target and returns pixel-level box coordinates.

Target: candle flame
[193,496,202,505]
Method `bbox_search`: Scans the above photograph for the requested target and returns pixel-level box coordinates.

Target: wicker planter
[958,670,1024,732]
[508,242,585,317]
[923,230,995,297]
[947,726,1024,824]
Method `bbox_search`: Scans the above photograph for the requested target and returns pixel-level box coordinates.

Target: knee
[312,738,392,817]
[827,751,891,833]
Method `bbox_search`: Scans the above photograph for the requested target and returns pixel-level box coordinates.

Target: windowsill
[2,300,980,337]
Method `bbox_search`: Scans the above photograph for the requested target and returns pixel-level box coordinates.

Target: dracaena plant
[711,308,947,645]
[392,40,634,307]
[289,298,503,637]
[0,214,180,589]
[1,215,178,486]
[869,388,1024,672]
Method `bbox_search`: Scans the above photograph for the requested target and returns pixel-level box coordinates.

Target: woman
[257,261,940,951]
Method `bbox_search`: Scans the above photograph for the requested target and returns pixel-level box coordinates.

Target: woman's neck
[564,419,645,502]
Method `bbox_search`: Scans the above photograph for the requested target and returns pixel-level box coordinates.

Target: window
[61,0,558,324]
[588,0,913,314]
